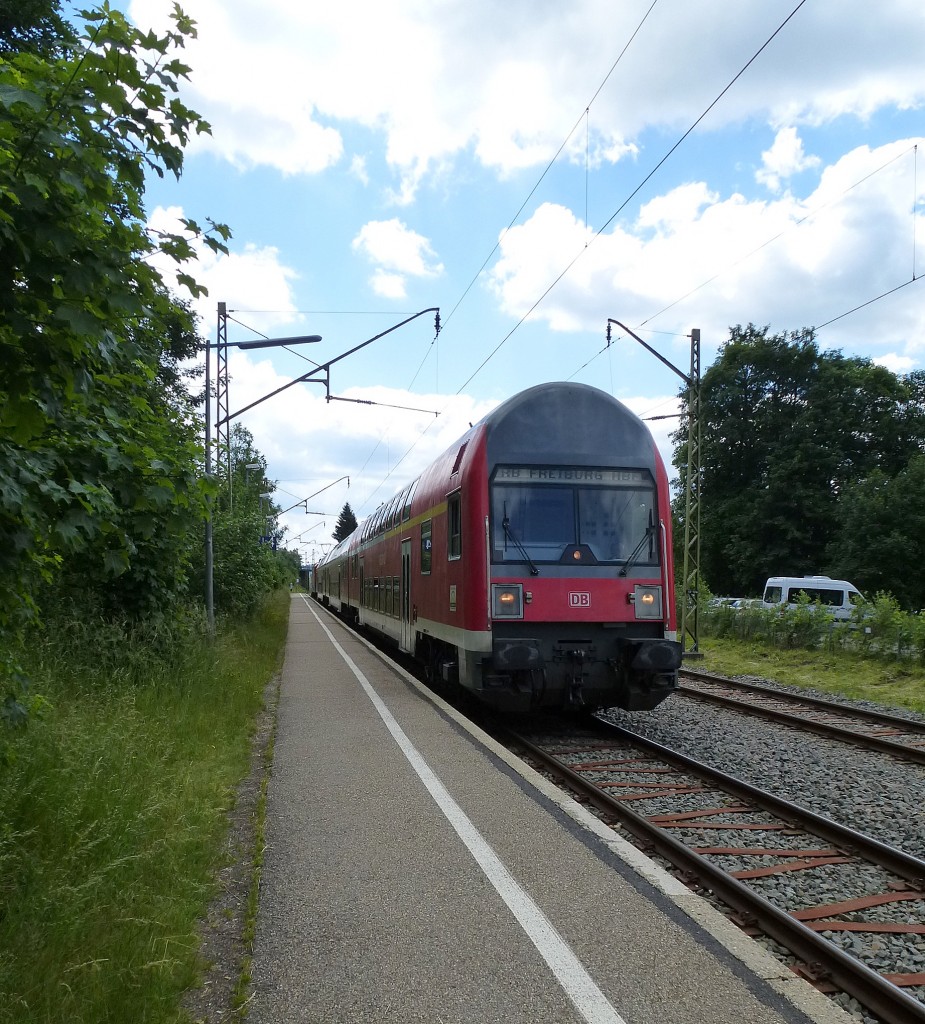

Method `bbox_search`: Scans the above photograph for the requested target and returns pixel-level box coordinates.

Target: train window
[490,466,656,566]
[388,491,402,529]
[392,577,400,616]
[421,519,432,574]
[451,442,468,475]
[385,495,399,530]
[447,492,462,560]
[577,488,653,563]
[402,480,418,522]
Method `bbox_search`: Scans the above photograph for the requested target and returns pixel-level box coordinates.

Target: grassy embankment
[694,635,925,715]
[0,590,290,1024]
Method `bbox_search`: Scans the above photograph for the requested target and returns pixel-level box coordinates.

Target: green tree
[202,425,294,617]
[51,295,210,620]
[333,502,358,541]
[0,0,69,56]
[0,3,229,641]
[674,324,923,596]
[828,455,925,610]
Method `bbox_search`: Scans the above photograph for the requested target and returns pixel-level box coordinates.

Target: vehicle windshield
[491,466,657,566]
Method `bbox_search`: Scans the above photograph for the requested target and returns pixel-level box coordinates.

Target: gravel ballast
[599,677,925,1022]
[602,679,925,861]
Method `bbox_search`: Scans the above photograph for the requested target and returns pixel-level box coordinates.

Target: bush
[699,586,925,664]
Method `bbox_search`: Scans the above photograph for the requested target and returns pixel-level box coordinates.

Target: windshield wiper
[502,503,540,576]
[619,525,655,577]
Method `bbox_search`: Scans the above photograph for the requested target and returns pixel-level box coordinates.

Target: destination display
[494,465,649,485]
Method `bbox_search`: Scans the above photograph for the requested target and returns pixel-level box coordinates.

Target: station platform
[248,594,852,1024]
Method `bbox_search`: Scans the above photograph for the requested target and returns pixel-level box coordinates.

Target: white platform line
[303,599,628,1024]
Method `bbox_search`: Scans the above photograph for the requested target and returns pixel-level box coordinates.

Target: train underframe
[417,623,681,714]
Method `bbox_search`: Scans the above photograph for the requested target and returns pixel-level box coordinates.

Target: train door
[400,539,412,652]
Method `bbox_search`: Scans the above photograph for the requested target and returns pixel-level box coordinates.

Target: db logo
[568,592,591,607]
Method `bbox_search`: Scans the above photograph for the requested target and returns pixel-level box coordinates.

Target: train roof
[481,381,656,470]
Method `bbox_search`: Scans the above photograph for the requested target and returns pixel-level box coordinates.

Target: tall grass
[0,592,289,1023]
[695,590,925,712]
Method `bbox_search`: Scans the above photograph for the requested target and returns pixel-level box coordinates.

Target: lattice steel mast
[606,321,702,655]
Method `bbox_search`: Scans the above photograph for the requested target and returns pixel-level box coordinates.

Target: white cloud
[126,0,925,186]
[350,155,370,186]
[874,353,917,374]
[147,206,300,332]
[756,127,821,192]
[352,219,443,296]
[637,183,719,232]
[486,139,925,369]
[370,270,407,300]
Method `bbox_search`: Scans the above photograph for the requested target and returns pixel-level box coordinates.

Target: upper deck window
[447,492,462,560]
[451,442,468,475]
[490,465,656,567]
[401,480,418,522]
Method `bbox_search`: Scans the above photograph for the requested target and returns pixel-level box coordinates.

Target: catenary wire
[454,0,810,395]
[439,0,661,334]
[349,0,811,517]
[639,144,916,327]
[352,2,664,513]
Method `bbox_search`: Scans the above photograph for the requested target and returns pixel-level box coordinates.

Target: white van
[761,575,864,621]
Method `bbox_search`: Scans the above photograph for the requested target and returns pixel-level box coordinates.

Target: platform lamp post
[605,320,702,657]
[203,304,322,632]
[204,302,438,632]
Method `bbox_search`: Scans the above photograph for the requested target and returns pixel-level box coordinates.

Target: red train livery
[313,382,681,713]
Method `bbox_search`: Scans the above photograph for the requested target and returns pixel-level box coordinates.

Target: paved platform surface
[248,594,853,1024]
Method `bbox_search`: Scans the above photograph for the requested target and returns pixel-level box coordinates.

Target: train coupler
[565,648,588,706]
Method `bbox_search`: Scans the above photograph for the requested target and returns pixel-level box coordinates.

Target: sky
[115,0,924,562]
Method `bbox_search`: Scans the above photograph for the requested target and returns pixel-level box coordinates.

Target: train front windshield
[491,466,657,567]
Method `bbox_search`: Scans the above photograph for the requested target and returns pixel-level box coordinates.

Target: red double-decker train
[313,382,681,713]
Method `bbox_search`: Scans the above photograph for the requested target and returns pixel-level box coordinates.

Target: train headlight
[492,584,524,619]
[631,585,663,619]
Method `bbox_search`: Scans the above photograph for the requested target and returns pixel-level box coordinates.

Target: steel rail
[677,675,925,767]
[595,721,925,884]
[510,724,925,1024]
[681,669,925,731]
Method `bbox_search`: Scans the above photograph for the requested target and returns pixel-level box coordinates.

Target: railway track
[677,670,925,766]
[506,716,925,1024]
[338,609,925,1021]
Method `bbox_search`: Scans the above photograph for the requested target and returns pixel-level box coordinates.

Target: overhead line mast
[606,320,701,656]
